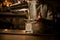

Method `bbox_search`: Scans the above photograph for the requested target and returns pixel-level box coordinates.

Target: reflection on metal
[20,8,28,11]
[10,2,21,6]
[11,8,28,11]
[10,2,28,10]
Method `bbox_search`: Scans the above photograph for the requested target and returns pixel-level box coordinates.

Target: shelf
[10,2,28,10]
[0,12,27,18]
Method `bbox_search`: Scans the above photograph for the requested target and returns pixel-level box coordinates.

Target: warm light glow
[3,0,12,7]
[4,29,8,32]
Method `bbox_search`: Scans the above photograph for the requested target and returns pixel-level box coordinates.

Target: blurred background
[0,0,60,40]
[0,0,60,34]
